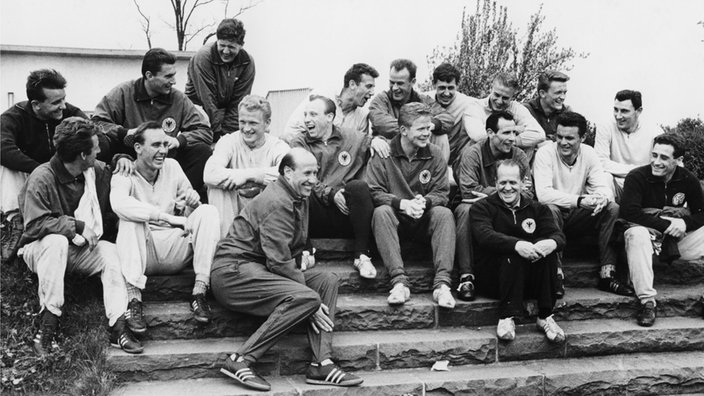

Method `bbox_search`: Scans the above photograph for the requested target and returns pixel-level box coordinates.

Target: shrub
[665,117,704,180]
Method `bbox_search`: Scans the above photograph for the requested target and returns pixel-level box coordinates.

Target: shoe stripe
[324,368,338,382]
[234,368,256,381]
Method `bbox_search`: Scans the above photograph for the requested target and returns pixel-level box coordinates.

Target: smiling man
[186,18,255,141]
[523,71,572,142]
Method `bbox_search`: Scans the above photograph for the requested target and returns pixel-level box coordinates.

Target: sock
[556,267,564,278]
[314,359,333,366]
[230,353,245,362]
[126,284,142,302]
[192,280,207,295]
[600,264,616,279]
[460,273,474,283]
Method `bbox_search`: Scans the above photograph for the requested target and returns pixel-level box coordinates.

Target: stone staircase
[109,239,704,395]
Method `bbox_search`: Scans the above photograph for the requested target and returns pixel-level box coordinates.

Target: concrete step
[108,317,704,382]
[138,284,704,340]
[110,350,704,395]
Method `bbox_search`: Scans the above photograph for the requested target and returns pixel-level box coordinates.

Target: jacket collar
[133,78,172,104]
[385,89,423,108]
[390,134,432,161]
[50,155,84,185]
[303,125,343,145]
[644,165,686,184]
[276,175,306,204]
[480,139,513,167]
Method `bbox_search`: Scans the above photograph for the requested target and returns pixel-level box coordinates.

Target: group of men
[2,16,703,393]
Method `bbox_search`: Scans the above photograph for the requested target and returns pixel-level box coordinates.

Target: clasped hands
[514,239,557,262]
[400,195,427,219]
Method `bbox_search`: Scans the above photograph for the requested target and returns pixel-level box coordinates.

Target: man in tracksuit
[211,148,363,391]
[366,102,456,308]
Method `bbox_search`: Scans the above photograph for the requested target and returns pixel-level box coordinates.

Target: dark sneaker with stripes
[125,298,147,334]
[190,293,212,323]
[598,277,635,296]
[33,310,59,356]
[306,363,363,387]
[220,355,271,391]
[109,315,143,354]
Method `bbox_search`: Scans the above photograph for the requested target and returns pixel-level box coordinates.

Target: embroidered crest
[419,170,431,184]
[338,150,351,166]
[672,192,685,206]
[521,218,536,234]
[162,117,176,133]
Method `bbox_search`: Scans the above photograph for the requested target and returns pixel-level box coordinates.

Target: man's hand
[579,194,608,215]
[219,172,248,190]
[301,249,316,271]
[461,190,488,204]
[165,136,180,150]
[161,213,188,229]
[370,137,390,158]
[113,157,135,176]
[333,189,349,215]
[309,303,334,334]
[400,199,425,219]
[533,239,558,258]
[661,216,687,238]
[126,127,138,136]
[591,194,609,215]
[515,240,542,261]
[81,227,99,251]
[176,190,200,209]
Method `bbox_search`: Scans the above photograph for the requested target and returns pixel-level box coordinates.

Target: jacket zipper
[45,123,53,150]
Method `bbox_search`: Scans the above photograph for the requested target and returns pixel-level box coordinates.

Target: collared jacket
[621,165,704,232]
[369,90,452,139]
[92,78,212,153]
[523,97,571,142]
[18,155,116,246]
[185,42,255,134]
[365,135,449,210]
[466,97,545,151]
[212,176,311,285]
[290,126,371,205]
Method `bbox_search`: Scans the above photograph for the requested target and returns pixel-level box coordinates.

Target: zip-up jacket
[369,90,453,139]
[523,97,572,142]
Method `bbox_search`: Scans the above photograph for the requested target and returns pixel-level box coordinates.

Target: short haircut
[278,151,296,175]
[537,71,569,93]
[653,133,685,159]
[615,89,642,110]
[486,111,515,132]
[398,102,431,128]
[309,94,337,119]
[492,72,520,91]
[496,158,528,180]
[216,18,246,44]
[556,111,588,137]
[432,63,461,84]
[238,95,272,122]
[390,59,417,80]
[343,63,379,88]
[53,117,98,162]
[26,69,67,102]
[131,121,163,146]
[141,48,176,78]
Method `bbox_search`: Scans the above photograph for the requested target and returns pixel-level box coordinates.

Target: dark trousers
[309,180,374,256]
[172,142,212,193]
[475,253,558,319]
[211,262,338,364]
[453,203,473,276]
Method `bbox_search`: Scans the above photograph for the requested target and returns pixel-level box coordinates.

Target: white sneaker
[536,315,565,343]
[387,283,410,306]
[432,284,456,309]
[496,317,515,341]
[353,254,377,279]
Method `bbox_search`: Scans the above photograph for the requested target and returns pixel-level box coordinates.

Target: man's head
[432,63,461,107]
[26,69,67,121]
[237,95,271,149]
[650,133,684,180]
[495,159,527,207]
[142,48,177,96]
[388,59,417,103]
[343,63,379,107]
[278,148,318,197]
[53,117,100,170]
[486,111,519,155]
[488,72,519,112]
[399,102,432,149]
[537,71,569,113]
[215,18,246,63]
[613,90,643,133]
[555,111,588,160]
[304,95,336,141]
[133,121,169,171]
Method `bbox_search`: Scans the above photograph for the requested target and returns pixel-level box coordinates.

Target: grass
[1,258,116,395]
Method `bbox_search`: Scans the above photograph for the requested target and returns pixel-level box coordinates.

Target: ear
[348,79,358,90]
[411,77,417,86]
[144,71,153,79]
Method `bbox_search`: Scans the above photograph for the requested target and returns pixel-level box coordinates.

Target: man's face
[401,115,432,149]
[555,124,583,160]
[389,67,414,103]
[434,78,457,107]
[650,143,680,179]
[488,81,515,111]
[489,118,520,154]
[303,99,333,140]
[136,128,169,170]
[32,88,66,121]
[145,63,177,96]
[540,81,567,112]
[496,164,523,207]
[285,154,318,197]
[238,108,269,149]
[613,99,641,133]
[350,73,376,107]
[80,135,100,171]
[217,39,242,63]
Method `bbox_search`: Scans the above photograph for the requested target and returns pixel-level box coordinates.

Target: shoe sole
[110,342,144,354]
[193,315,211,324]
[306,378,364,387]
[220,368,271,391]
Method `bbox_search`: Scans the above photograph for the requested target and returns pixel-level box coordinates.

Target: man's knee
[624,226,651,246]
[345,180,370,197]
[429,206,453,222]
[454,203,471,221]
[193,203,219,219]
[372,205,397,228]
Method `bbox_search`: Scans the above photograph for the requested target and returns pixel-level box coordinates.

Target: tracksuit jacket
[369,90,450,139]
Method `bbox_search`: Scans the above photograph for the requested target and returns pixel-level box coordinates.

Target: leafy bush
[664,117,704,180]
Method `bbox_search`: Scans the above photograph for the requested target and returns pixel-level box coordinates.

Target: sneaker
[387,283,410,306]
[33,310,60,356]
[125,298,147,334]
[109,315,144,354]
[456,274,476,301]
[306,363,363,387]
[191,293,212,323]
[496,317,515,341]
[536,315,566,343]
[598,277,635,296]
[353,254,377,279]
[433,284,456,309]
[637,301,657,327]
[555,272,565,299]
[220,355,271,391]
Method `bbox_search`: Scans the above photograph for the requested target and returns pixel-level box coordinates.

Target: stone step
[107,317,704,382]
[110,350,704,395]
[138,284,704,340]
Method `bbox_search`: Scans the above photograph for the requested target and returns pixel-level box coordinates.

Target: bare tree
[133,0,152,49]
